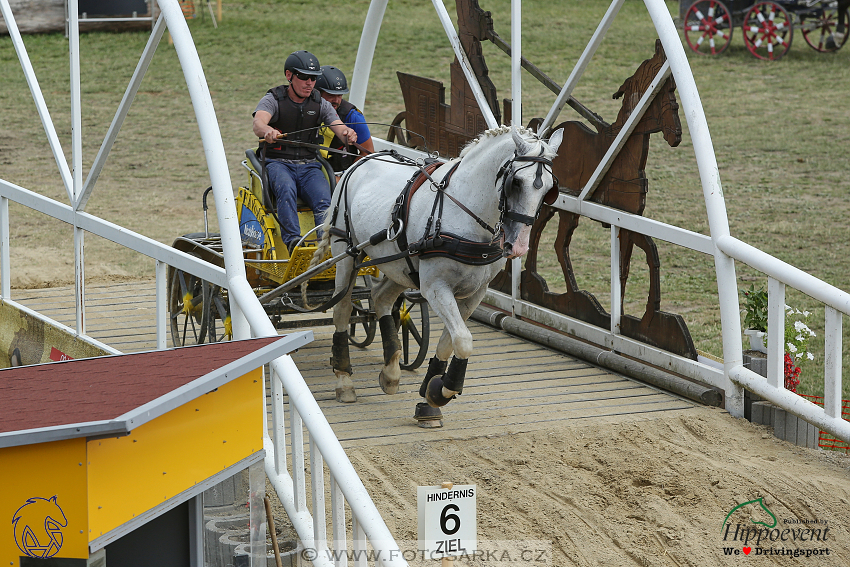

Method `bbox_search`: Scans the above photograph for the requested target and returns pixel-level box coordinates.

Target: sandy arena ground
[265,403,850,566]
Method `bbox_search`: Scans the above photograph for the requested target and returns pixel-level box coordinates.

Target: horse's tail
[300,213,332,308]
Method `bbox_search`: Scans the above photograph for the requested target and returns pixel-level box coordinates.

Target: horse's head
[612,40,681,148]
[499,126,564,259]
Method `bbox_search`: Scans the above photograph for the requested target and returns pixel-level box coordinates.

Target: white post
[290,403,306,512]
[349,0,389,109]
[74,226,85,334]
[69,0,83,204]
[610,226,621,335]
[509,0,523,316]
[0,197,9,298]
[511,0,522,128]
[330,474,346,567]
[766,277,785,389]
[156,260,167,349]
[310,437,328,554]
[271,370,288,474]
[824,306,843,419]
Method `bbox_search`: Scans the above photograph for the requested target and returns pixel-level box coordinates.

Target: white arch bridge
[2,0,849,565]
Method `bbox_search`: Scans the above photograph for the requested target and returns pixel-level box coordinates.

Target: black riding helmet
[284,50,321,77]
[315,65,350,94]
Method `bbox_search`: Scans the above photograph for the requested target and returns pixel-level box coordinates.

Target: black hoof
[425,376,455,408]
[414,401,442,421]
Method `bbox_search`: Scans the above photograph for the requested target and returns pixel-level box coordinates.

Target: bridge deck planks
[13,279,694,448]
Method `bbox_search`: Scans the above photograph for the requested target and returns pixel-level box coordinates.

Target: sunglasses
[293,72,317,82]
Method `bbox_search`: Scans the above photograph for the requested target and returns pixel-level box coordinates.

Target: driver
[315,65,374,173]
[252,50,357,253]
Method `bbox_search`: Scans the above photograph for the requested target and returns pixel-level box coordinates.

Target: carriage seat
[245,148,277,212]
[244,148,333,214]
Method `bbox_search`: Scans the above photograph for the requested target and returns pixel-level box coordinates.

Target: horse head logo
[12,496,68,558]
[721,497,777,533]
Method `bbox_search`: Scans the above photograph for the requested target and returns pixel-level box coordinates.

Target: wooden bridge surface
[12,279,694,448]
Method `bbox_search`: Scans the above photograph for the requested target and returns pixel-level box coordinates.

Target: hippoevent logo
[720,497,832,558]
[12,496,68,558]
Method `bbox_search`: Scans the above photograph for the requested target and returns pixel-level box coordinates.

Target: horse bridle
[495,148,560,229]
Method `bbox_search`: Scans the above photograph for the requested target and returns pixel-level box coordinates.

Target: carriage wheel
[204,285,232,343]
[683,0,733,55]
[743,2,793,60]
[349,275,377,348]
[396,295,430,371]
[800,1,849,52]
[168,261,208,347]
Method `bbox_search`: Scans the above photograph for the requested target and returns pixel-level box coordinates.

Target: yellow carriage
[166,148,430,370]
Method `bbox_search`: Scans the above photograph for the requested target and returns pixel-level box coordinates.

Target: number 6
[440,504,460,535]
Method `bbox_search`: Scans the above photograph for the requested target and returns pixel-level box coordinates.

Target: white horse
[310,124,563,425]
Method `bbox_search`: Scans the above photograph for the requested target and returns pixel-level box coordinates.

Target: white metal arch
[2,0,850,564]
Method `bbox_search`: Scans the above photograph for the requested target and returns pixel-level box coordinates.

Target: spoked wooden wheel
[204,285,232,343]
[349,275,377,348]
[683,0,733,55]
[396,294,429,371]
[800,1,849,52]
[168,260,208,347]
[743,1,793,60]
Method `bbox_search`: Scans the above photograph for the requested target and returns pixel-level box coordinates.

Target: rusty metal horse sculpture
[495,40,698,359]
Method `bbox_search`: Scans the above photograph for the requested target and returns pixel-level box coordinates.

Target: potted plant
[741,285,768,353]
[782,305,815,392]
[740,285,816,392]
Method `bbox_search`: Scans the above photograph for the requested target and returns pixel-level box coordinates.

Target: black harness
[327,146,557,287]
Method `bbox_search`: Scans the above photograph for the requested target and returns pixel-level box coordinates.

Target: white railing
[264,357,407,567]
[483,0,850,446]
[1,1,410,565]
[718,236,850,441]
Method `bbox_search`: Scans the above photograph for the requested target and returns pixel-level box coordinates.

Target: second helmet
[315,65,350,94]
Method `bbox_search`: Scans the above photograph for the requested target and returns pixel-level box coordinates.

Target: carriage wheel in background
[168,260,208,347]
[800,1,849,52]
[396,294,429,371]
[349,276,378,348]
[743,2,793,60]
[204,285,232,343]
[683,0,733,55]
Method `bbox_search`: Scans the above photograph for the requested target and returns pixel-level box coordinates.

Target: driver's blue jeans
[265,160,331,250]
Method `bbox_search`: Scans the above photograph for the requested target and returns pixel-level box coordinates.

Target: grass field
[1,0,850,397]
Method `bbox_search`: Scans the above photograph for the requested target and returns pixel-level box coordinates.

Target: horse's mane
[458,124,553,159]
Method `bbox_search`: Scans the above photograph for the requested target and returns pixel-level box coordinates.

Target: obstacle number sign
[417,484,477,558]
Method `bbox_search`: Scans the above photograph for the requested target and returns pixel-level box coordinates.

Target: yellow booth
[0,332,311,567]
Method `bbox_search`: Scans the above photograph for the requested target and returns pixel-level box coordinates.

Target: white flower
[803,310,811,317]
[796,334,804,342]
[787,342,798,353]
[796,353,803,360]
[807,352,814,361]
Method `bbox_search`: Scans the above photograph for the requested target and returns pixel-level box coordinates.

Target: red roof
[0,337,282,435]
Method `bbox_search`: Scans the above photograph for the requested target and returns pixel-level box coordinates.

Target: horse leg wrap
[425,357,467,408]
[419,357,447,398]
[442,356,467,394]
[330,331,353,375]
[378,315,401,365]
